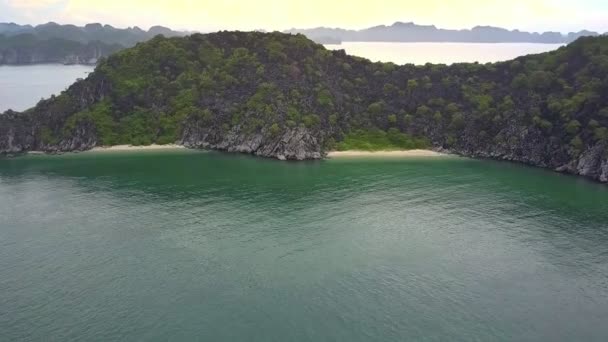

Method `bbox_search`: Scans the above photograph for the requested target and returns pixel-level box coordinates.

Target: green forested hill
[1,32,607,181]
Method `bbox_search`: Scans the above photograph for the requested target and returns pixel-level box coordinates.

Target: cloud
[5,0,63,9]
[2,0,67,22]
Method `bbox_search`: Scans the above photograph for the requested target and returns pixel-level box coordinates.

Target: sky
[1,0,607,33]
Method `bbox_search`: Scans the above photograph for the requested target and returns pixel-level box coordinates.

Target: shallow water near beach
[1,150,608,341]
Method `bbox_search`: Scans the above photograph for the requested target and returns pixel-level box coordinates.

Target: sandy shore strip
[88,144,186,152]
[327,150,447,158]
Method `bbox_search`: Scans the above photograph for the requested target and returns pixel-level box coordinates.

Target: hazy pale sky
[1,0,607,33]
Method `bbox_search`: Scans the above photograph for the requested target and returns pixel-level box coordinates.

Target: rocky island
[0,22,183,65]
[286,21,603,44]
[1,32,607,182]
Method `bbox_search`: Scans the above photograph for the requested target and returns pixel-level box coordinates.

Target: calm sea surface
[325,42,563,65]
[0,64,94,112]
[1,151,607,341]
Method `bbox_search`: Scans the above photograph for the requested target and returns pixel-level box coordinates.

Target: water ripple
[0,152,607,341]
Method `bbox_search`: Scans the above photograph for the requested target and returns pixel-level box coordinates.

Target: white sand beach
[327,150,446,158]
[89,144,186,152]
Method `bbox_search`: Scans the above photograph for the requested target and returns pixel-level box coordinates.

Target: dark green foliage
[40,127,59,145]
[64,101,118,145]
[316,89,334,108]
[368,102,384,115]
[407,79,418,89]
[303,114,321,128]
[269,123,281,136]
[511,73,528,89]
[565,120,582,135]
[533,116,553,131]
[570,136,584,156]
[387,114,397,125]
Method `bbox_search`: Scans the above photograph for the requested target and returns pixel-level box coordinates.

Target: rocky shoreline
[2,139,607,183]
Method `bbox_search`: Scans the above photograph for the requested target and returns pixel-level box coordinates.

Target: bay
[1,151,607,341]
[0,64,95,112]
[324,42,564,65]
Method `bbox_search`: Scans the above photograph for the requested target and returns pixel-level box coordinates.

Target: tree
[565,120,581,135]
[433,111,443,123]
[445,103,459,114]
[317,89,334,108]
[594,127,608,141]
[368,102,384,115]
[416,105,431,117]
[329,114,338,125]
[407,79,418,90]
[533,116,553,131]
[388,114,397,125]
[511,73,528,89]
[267,40,287,61]
[570,136,584,156]
[269,123,281,136]
[383,83,397,96]
[303,114,320,128]
[450,113,465,131]
[528,70,555,90]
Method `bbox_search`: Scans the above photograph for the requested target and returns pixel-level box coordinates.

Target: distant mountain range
[0,21,605,65]
[286,22,605,44]
[0,22,183,46]
[0,22,184,65]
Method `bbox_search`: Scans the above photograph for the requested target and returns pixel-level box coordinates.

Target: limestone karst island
[1,1,608,341]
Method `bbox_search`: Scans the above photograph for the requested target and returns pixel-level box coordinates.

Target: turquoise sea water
[1,151,607,341]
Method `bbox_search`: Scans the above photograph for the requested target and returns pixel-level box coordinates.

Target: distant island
[0,22,184,65]
[310,36,342,45]
[286,21,605,44]
[1,21,605,65]
[1,32,607,183]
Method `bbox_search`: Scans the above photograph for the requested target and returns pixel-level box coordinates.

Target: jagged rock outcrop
[182,125,323,160]
[554,142,608,181]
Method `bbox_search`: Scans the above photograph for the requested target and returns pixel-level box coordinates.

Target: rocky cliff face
[1,32,607,184]
[447,126,608,182]
[0,73,110,154]
[0,112,35,154]
[0,115,98,154]
[182,125,323,160]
